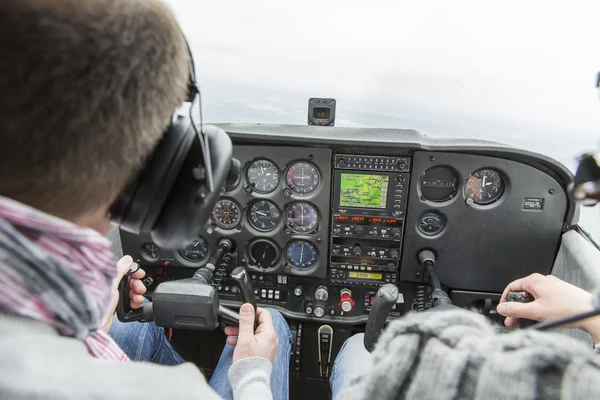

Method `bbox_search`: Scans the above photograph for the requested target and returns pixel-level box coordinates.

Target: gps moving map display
[339,173,389,209]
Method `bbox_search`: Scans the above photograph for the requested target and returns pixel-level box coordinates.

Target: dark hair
[0,0,190,219]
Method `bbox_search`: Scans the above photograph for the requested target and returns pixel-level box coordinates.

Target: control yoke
[116,239,258,331]
[363,284,399,352]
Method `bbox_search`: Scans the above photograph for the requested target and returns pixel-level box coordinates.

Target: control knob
[315,286,329,301]
[353,247,363,257]
[390,250,399,261]
[387,262,397,272]
[313,301,326,318]
[354,226,364,236]
[142,277,154,287]
[304,302,314,315]
[391,228,401,240]
[294,286,303,297]
[338,289,355,313]
[338,158,346,167]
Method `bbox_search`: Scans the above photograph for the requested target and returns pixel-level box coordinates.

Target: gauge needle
[256,211,267,216]
[300,244,304,264]
[482,174,487,188]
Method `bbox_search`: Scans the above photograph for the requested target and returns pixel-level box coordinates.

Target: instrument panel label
[523,197,544,210]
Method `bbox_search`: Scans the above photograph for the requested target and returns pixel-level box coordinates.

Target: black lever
[230,266,258,331]
[418,249,452,308]
[116,262,153,322]
[364,284,399,352]
[506,291,537,328]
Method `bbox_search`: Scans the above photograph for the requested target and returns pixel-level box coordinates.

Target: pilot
[0,1,290,399]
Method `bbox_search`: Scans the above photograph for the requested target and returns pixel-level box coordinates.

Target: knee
[265,308,291,341]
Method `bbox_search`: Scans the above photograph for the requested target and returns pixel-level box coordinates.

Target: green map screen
[339,173,389,209]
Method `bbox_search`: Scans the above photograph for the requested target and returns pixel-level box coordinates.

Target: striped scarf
[0,196,129,361]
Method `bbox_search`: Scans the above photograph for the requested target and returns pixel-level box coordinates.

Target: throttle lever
[364,284,399,352]
[230,267,258,331]
[116,262,149,322]
[506,291,537,328]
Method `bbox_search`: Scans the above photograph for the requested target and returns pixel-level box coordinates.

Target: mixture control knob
[294,286,303,297]
[338,289,355,313]
[391,228,401,240]
[390,250,399,261]
[315,286,329,301]
[354,226,364,236]
[313,304,326,318]
[353,247,363,256]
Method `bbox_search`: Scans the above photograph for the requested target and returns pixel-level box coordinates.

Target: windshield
[168,0,600,236]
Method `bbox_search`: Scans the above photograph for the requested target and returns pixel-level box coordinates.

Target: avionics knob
[391,228,401,240]
[353,247,363,256]
[315,286,329,301]
[354,226,364,236]
[387,262,397,272]
[338,158,346,167]
[390,250,399,261]
[338,289,355,313]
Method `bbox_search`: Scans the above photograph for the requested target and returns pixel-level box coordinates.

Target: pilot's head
[0,0,190,234]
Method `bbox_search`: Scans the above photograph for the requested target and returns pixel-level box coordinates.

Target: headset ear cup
[109,107,194,235]
[151,125,233,249]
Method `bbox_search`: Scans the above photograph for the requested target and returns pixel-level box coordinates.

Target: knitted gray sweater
[341,309,600,399]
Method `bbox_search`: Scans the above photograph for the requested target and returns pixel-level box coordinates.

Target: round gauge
[246,159,280,193]
[248,200,280,232]
[465,169,505,205]
[420,166,459,202]
[249,239,280,268]
[286,240,318,270]
[285,202,319,233]
[285,162,320,195]
[211,199,242,229]
[141,243,160,261]
[418,211,445,236]
[178,236,209,262]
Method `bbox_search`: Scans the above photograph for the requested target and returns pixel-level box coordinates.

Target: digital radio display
[348,272,383,280]
[339,173,389,209]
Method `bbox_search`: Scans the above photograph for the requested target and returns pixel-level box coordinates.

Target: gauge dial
[466,169,505,205]
[211,199,242,229]
[250,239,280,268]
[178,236,209,262]
[246,159,280,193]
[286,240,318,270]
[249,200,280,232]
[285,162,320,195]
[285,202,319,233]
[141,243,160,261]
[418,211,445,236]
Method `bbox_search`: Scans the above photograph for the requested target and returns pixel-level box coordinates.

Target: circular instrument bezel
[177,236,209,262]
[417,211,446,237]
[246,158,280,194]
[141,243,160,262]
[284,202,320,234]
[465,168,506,205]
[248,200,281,232]
[249,238,281,269]
[285,240,318,270]
[285,161,320,195]
[211,198,243,229]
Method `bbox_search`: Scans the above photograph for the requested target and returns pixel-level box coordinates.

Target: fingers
[500,273,545,302]
[130,279,147,295]
[131,268,146,280]
[116,255,133,278]
[496,300,539,321]
[130,294,145,309]
[227,337,238,346]
[237,303,256,340]
[224,326,239,337]
[256,308,274,335]
[504,316,519,328]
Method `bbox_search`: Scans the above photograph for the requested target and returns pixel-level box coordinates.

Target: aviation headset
[109,33,233,250]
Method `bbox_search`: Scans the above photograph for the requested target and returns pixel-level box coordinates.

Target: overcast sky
[166,0,600,232]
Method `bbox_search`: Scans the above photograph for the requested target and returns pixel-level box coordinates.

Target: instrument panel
[120,125,572,324]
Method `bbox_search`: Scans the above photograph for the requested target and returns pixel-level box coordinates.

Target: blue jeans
[109,307,292,400]
[330,333,372,399]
